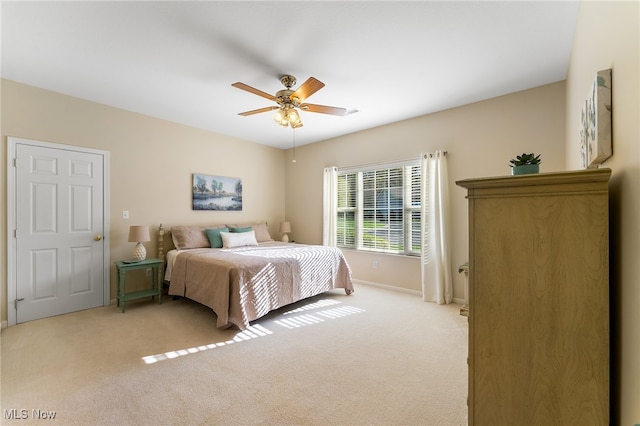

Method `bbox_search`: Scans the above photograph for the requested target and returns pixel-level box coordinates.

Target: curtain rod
[425,150,448,159]
[336,151,449,172]
[337,156,421,172]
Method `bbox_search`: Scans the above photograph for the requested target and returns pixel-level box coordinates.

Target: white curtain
[421,151,453,304]
[323,166,338,246]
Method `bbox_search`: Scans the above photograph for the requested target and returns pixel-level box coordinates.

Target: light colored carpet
[1,284,468,425]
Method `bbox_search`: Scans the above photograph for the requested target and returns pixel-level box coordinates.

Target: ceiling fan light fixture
[273,104,302,128]
[273,108,285,124]
[288,109,302,128]
[234,75,344,129]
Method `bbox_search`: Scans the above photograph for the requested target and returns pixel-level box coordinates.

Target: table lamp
[279,221,291,243]
[128,225,150,261]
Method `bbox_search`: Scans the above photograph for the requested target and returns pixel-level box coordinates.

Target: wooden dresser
[456,169,610,426]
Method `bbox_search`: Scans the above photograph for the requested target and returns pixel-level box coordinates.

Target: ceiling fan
[232,75,347,128]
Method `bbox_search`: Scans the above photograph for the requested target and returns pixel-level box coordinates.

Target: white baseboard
[352,279,422,296]
[353,279,464,306]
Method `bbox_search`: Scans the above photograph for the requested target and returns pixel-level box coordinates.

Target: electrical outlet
[373,260,379,269]
[122,210,129,219]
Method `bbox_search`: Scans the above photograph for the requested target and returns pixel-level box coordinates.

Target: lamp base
[281,234,289,243]
[132,242,147,261]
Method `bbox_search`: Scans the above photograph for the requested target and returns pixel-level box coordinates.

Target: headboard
[155,224,183,261]
[157,224,169,261]
[156,222,276,261]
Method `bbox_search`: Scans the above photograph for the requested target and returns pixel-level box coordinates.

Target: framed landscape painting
[192,173,243,211]
[583,68,613,168]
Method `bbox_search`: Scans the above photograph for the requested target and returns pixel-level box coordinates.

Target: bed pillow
[205,227,229,248]
[220,230,259,248]
[226,222,274,242]
[229,226,252,233]
[250,222,274,242]
[171,226,210,250]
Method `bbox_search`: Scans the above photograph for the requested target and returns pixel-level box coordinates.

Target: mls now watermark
[4,409,57,420]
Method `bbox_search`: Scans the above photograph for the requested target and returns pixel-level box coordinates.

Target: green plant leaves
[509,153,541,167]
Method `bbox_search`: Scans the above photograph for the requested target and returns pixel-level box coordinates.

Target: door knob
[94,235,103,241]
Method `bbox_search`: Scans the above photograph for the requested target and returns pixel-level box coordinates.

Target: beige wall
[566,1,639,424]
[1,79,566,317]
[0,80,286,323]
[284,81,567,299]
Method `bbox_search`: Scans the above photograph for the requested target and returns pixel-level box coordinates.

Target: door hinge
[15,298,24,310]
[14,229,17,238]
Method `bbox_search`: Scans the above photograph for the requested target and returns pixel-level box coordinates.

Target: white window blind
[336,159,421,256]
[336,173,356,247]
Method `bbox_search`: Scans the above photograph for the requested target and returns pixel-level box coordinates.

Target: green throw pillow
[229,226,252,233]
[205,227,228,248]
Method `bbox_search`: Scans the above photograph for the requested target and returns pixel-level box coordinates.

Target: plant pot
[511,164,539,175]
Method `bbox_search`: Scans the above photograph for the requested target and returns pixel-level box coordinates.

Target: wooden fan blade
[238,106,279,116]
[300,103,347,116]
[232,82,276,101]
[290,77,325,102]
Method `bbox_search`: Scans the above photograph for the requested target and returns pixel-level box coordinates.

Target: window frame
[336,159,421,256]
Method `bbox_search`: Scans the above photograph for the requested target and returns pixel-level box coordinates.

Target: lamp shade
[128,225,150,242]
[279,222,291,233]
[128,225,150,261]
[280,221,291,243]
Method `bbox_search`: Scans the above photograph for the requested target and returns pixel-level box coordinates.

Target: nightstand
[114,258,163,312]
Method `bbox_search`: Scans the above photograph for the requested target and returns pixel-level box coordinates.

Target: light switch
[122,210,129,220]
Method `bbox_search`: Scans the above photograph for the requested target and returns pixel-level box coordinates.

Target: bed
[157,223,354,330]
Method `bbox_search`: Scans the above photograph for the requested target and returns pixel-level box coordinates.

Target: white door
[10,139,108,323]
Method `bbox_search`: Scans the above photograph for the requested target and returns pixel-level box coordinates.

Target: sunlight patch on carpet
[275,305,365,329]
[141,298,365,364]
[142,324,273,364]
[282,298,342,314]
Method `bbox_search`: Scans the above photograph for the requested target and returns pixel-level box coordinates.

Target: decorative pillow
[229,226,253,233]
[205,227,229,248]
[226,222,273,242]
[171,226,209,250]
[220,230,259,248]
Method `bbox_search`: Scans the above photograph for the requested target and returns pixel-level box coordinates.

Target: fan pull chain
[292,128,297,163]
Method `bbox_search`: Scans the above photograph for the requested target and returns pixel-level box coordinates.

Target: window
[336,160,421,256]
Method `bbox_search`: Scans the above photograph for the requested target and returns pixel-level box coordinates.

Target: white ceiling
[1,1,579,150]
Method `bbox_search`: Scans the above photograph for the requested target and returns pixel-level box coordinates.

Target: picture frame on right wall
[580,68,612,169]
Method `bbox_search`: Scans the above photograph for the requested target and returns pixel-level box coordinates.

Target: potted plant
[509,153,541,175]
